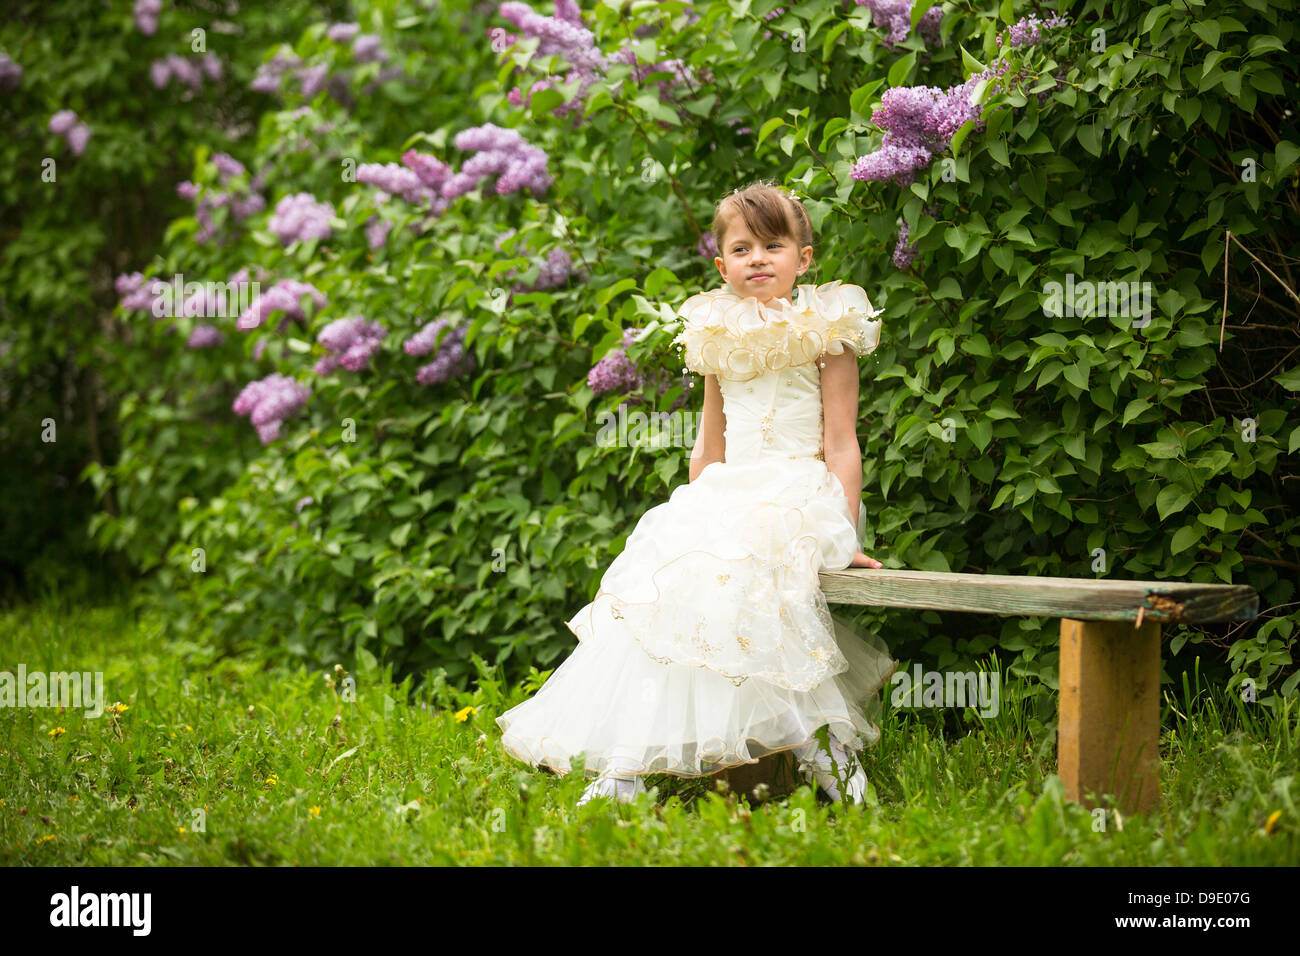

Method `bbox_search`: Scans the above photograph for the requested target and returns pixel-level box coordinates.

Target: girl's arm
[821,350,883,568]
[689,373,726,482]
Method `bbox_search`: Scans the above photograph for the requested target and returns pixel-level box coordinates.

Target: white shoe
[795,737,868,805]
[577,773,646,807]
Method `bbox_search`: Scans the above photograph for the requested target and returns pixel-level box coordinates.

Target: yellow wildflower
[454,705,478,723]
[309,806,321,816]
[48,727,66,739]
[1265,810,1282,834]
[35,834,56,845]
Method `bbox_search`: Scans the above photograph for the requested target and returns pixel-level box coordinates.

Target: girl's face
[714,218,813,304]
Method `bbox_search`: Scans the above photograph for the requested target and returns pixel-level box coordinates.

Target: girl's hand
[849,550,883,569]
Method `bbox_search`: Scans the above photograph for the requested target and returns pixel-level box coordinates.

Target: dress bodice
[717,362,825,464]
[672,280,883,466]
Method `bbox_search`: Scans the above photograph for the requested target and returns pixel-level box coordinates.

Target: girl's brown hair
[710,180,817,281]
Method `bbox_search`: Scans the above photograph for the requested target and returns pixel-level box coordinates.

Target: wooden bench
[719,569,1259,815]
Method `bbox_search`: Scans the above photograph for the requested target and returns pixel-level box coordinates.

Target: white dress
[496,279,896,779]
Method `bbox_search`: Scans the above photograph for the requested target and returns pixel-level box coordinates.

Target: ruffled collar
[672,279,883,380]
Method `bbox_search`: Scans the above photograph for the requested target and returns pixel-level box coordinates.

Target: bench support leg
[1058,617,1161,815]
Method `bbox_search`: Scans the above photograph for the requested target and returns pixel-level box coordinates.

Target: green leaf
[1171,524,1202,554]
[757,117,785,146]
[1191,21,1220,47]
[1272,365,1300,391]
[1076,123,1102,157]
[1121,399,1152,426]
[987,137,1009,166]
[960,45,985,76]
[1274,141,1300,179]
[1156,485,1193,520]
[888,52,917,88]
[949,119,976,158]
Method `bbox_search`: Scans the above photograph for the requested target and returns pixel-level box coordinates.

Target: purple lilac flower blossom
[406,319,474,385]
[232,373,311,444]
[893,221,918,269]
[133,0,161,35]
[237,279,327,331]
[314,317,387,374]
[0,53,21,92]
[587,334,645,395]
[267,192,335,245]
[855,1,943,47]
[443,123,553,197]
[697,231,718,260]
[327,22,360,43]
[116,272,158,312]
[364,215,393,249]
[850,60,1011,187]
[251,47,301,94]
[186,324,225,348]
[351,34,389,63]
[997,14,1070,48]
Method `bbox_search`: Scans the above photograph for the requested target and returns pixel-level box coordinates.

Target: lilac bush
[315,317,387,374]
[232,373,311,444]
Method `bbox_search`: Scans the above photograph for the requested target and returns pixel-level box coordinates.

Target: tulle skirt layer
[496,456,896,779]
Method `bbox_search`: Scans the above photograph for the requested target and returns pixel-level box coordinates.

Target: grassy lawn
[1,600,1295,865]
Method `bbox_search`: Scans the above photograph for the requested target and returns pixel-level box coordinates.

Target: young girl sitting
[497,180,896,807]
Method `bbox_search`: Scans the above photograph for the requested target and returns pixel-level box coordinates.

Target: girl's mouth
[750,274,772,281]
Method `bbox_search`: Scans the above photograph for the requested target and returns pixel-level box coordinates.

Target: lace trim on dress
[672,279,883,380]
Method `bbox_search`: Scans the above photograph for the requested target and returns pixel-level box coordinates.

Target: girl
[496,180,896,807]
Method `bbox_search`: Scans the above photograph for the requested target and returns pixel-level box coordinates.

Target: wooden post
[1058,617,1162,815]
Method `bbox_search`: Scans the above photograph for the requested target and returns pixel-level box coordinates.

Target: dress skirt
[496,456,897,778]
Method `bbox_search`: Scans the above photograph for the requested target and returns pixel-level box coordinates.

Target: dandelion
[48,727,66,739]
[309,806,322,816]
[454,705,478,722]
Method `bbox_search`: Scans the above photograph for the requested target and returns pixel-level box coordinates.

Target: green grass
[1,600,1295,865]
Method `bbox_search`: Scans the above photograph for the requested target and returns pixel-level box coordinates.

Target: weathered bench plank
[818,568,1257,623]
[719,569,1257,815]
